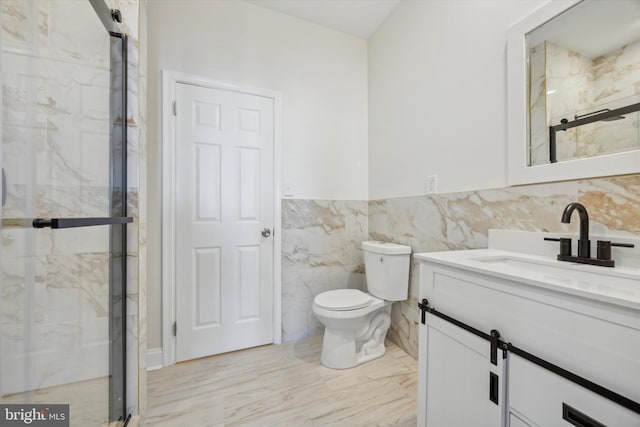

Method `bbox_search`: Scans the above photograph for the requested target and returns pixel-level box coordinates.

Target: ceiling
[527,0,640,58]
[246,0,400,39]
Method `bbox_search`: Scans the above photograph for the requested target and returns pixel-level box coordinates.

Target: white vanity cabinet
[416,245,640,427]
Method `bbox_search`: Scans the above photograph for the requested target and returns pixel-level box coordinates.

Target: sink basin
[414,248,640,309]
[472,254,639,300]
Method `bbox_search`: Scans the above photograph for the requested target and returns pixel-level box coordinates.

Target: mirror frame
[507,0,640,186]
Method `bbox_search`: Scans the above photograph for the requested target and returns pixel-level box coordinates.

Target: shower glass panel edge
[109,31,128,425]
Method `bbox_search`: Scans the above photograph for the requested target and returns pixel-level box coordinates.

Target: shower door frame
[88,0,131,422]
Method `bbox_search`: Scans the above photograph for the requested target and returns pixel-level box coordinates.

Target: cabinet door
[509,354,640,426]
[419,314,506,427]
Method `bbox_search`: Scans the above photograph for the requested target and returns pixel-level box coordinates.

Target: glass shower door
[0,1,129,425]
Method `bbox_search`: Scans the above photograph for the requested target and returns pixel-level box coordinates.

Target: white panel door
[175,83,274,362]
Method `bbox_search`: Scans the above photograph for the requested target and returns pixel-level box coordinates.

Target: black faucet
[544,202,635,267]
[561,202,590,258]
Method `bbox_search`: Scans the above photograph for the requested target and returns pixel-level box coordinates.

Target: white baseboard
[147,348,164,371]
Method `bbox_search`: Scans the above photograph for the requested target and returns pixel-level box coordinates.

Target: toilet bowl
[312,241,411,369]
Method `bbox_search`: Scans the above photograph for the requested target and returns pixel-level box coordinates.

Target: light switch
[426,175,437,194]
[283,182,294,197]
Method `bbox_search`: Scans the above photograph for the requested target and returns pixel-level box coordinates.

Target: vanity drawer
[509,354,640,427]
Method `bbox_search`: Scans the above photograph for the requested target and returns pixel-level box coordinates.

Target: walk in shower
[1,1,131,425]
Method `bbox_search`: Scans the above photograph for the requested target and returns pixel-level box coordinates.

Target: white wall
[146,0,368,350]
[368,0,546,199]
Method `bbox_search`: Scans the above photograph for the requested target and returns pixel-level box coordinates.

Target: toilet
[312,241,411,369]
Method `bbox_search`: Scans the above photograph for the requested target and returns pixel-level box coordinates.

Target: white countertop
[415,230,640,311]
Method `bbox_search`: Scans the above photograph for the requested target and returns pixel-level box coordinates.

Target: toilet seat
[314,289,372,311]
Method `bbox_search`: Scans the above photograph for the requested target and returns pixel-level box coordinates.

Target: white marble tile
[578,175,640,234]
[529,42,548,166]
[593,40,640,102]
[282,265,365,341]
[1,0,49,50]
[49,226,110,255]
[372,195,450,252]
[281,199,368,342]
[47,0,110,68]
[371,175,640,358]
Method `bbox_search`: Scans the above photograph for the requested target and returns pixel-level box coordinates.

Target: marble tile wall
[134,0,148,419]
[545,41,593,163]
[589,40,640,159]
[281,199,368,342]
[545,42,593,128]
[1,0,113,398]
[530,40,640,166]
[1,0,145,419]
[369,174,640,359]
[528,42,547,165]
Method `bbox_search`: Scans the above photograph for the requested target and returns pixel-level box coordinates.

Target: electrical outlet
[426,175,437,194]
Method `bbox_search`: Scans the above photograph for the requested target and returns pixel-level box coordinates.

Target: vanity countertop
[415,230,640,311]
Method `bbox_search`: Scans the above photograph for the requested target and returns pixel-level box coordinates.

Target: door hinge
[172,322,177,336]
[172,100,177,116]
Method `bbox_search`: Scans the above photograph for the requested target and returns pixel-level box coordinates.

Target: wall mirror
[507,0,640,185]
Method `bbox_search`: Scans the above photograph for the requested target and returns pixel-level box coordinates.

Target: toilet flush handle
[379,256,384,263]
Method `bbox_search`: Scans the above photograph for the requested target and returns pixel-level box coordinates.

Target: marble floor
[145,335,417,426]
[1,376,111,426]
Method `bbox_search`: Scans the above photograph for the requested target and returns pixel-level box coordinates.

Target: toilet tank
[362,241,411,301]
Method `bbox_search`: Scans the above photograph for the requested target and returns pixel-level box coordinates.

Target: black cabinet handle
[489,372,499,405]
[562,403,606,427]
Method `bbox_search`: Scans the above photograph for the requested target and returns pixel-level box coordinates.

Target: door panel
[195,144,221,221]
[194,247,222,327]
[237,246,261,321]
[238,148,260,220]
[175,83,274,362]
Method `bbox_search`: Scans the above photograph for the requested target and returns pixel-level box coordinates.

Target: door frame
[161,70,282,367]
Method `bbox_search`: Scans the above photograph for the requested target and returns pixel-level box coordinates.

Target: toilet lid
[314,289,373,311]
